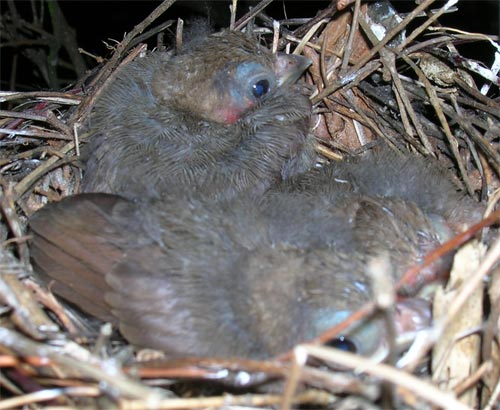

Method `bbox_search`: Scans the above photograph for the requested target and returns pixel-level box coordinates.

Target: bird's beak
[275,53,312,87]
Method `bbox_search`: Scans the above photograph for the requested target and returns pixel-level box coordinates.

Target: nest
[1,0,499,408]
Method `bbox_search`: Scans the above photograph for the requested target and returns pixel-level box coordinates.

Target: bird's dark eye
[252,79,270,98]
[325,336,357,353]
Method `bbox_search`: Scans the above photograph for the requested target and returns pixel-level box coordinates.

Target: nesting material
[0,0,499,408]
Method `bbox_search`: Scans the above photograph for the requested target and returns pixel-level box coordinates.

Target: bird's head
[152,30,312,124]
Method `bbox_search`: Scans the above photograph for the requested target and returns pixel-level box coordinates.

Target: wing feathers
[30,194,130,322]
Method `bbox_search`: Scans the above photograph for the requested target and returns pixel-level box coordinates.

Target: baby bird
[30,188,448,359]
[82,30,314,201]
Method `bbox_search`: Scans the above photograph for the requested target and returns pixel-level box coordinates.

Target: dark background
[1,0,499,91]
[51,1,500,57]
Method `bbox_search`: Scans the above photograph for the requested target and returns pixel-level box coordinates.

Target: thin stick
[313,0,437,103]
[292,345,472,410]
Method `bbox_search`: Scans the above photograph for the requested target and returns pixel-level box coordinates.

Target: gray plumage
[30,187,449,358]
[82,30,314,201]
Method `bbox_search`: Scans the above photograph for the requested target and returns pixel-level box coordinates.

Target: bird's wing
[29,194,131,322]
[29,193,248,355]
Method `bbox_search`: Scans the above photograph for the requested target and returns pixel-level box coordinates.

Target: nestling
[82,30,314,200]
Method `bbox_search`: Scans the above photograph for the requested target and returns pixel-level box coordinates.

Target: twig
[313,0,438,103]
[284,345,472,410]
[0,327,164,401]
[0,91,82,104]
[403,55,475,194]
[13,141,77,199]
[0,386,100,410]
[68,0,177,125]
[233,0,274,31]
